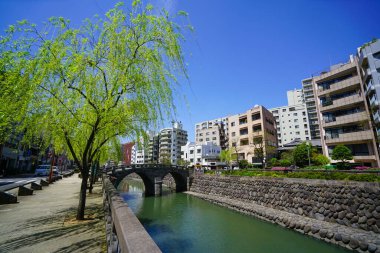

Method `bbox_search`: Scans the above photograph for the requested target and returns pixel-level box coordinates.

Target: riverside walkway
[0,175,105,253]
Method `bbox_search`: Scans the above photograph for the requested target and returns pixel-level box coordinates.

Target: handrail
[103,175,161,253]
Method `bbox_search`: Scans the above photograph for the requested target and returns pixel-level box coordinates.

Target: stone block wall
[190,175,380,234]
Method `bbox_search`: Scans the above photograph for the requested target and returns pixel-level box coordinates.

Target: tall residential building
[228,105,277,165]
[314,57,380,167]
[181,141,222,168]
[159,121,188,165]
[195,117,229,149]
[358,39,380,140]
[270,104,310,147]
[287,89,304,106]
[302,77,320,140]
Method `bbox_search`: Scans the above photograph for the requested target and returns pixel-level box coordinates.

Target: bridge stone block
[31,182,42,190]
[0,191,17,204]
[18,186,34,196]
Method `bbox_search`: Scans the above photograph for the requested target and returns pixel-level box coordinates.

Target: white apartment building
[159,121,188,165]
[269,104,311,147]
[195,117,229,149]
[131,144,146,164]
[287,89,304,106]
[181,142,223,167]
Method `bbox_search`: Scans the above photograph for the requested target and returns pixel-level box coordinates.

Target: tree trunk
[76,166,89,220]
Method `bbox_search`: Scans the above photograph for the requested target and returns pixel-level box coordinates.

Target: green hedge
[215,170,380,182]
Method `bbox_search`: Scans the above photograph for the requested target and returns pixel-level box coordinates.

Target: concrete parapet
[0,191,17,204]
[103,176,162,253]
[18,186,33,196]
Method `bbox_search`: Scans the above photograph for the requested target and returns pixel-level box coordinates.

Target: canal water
[119,179,350,253]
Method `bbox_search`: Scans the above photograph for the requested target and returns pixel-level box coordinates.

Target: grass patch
[211,170,380,182]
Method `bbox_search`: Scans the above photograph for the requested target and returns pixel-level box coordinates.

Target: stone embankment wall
[190,175,380,234]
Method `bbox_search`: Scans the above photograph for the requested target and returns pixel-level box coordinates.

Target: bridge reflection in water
[119,179,351,253]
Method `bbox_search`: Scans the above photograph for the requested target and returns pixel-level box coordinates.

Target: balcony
[353,155,377,163]
[365,80,375,96]
[369,95,379,108]
[314,61,356,82]
[317,76,360,96]
[325,130,373,145]
[373,110,380,124]
[323,111,368,127]
[319,94,363,112]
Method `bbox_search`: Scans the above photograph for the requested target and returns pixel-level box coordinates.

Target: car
[34,165,58,176]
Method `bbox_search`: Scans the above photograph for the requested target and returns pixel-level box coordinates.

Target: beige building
[228,105,277,166]
[195,117,229,149]
[314,57,380,167]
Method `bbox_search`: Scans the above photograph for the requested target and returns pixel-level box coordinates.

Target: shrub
[238,159,249,169]
[279,159,292,167]
[312,154,330,166]
[269,158,279,167]
[218,170,380,182]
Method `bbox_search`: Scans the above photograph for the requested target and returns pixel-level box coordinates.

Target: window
[206,132,210,135]
[289,107,295,111]
[197,149,201,154]
[240,139,249,146]
[305,130,309,135]
[306,137,309,140]
[231,122,235,126]
[293,113,297,116]
[190,150,194,154]
[232,132,236,137]
[294,119,298,123]
[239,116,248,125]
[212,137,216,140]
[295,125,299,129]
[190,158,194,162]
[252,113,261,121]
[282,109,286,112]
[240,128,248,135]
[206,138,210,141]
[199,133,203,136]
[303,118,307,122]
[302,112,306,116]
[197,158,201,162]
[199,138,203,142]
[296,131,300,135]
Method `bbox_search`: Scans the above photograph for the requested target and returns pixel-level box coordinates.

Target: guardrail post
[18,186,33,196]
[40,179,49,186]
[0,191,17,204]
[31,182,42,190]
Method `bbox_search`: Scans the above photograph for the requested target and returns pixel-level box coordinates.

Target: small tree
[251,135,276,168]
[332,145,352,169]
[293,142,312,168]
[219,148,233,169]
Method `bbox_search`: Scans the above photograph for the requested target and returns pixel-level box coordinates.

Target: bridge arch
[109,164,189,196]
[162,171,187,193]
[113,170,155,196]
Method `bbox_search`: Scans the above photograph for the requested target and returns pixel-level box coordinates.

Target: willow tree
[0,1,188,219]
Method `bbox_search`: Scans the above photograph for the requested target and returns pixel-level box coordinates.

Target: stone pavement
[0,175,105,253]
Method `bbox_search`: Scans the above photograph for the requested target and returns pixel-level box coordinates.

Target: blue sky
[1,0,379,142]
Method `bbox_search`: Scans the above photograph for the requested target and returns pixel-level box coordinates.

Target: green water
[119,179,350,253]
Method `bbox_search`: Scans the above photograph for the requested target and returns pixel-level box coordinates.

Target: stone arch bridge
[108,164,190,196]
